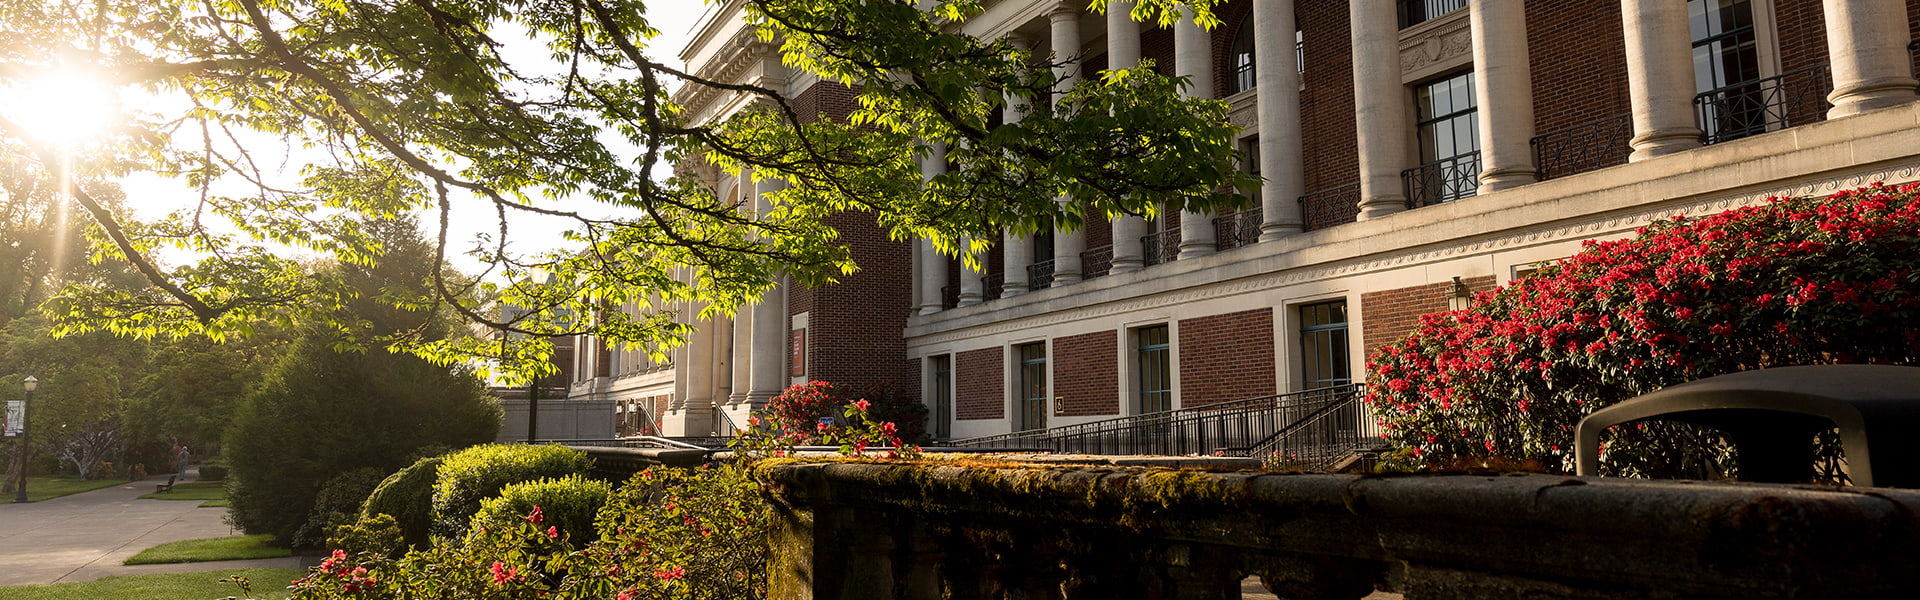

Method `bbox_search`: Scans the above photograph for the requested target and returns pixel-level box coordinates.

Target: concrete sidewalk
[0,474,309,586]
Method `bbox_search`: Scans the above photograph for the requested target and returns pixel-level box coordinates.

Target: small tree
[1368,183,1920,479]
[756,381,929,447]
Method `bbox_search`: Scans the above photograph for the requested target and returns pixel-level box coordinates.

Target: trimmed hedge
[430,444,592,540]
[360,456,443,550]
[467,475,611,545]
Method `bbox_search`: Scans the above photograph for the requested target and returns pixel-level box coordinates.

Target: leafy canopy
[0,0,1245,381]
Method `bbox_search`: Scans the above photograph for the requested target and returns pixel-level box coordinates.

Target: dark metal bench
[1575,365,1920,487]
[156,475,176,494]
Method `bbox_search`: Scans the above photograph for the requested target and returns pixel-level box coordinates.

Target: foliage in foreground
[291,464,770,600]
[467,475,611,547]
[0,568,301,600]
[755,381,930,448]
[123,534,290,565]
[1368,183,1920,478]
[430,444,593,541]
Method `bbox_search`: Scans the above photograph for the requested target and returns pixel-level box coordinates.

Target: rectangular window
[1407,72,1481,207]
[930,355,953,439]
[1017,343,1048,431]
[1136,325,1172,414]
[1398,0,1468,29]
[1299,301,1352,390]
[1690,0,1768,143]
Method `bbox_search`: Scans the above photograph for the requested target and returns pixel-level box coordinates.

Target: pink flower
[490,561,519,585]
[525,505,545,525]
[852,399,871,411]
[546,525,560,539]
[655,566,686,581]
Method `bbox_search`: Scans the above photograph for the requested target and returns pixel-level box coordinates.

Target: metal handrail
[1028,260,1055,290]
[1140,230,1179,266]
[1080,244,1113,279]
[1398,0,1467,29]
[1213,208,1263,251]
[948,384,1366,458]
[1695,65,1832,145]
[1529,113,1632,180]
[1402,150,1481,209]
[1298,182,1361,232]
[1224,387,1381,467]
[982,272,1004,300]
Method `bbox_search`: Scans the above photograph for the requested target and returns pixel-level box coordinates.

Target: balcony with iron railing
[1695,65,1832,145]
[1398,0,1467,29]
[1530,113,1633,181]
[1079,244,1113,280]
[1027,260,1055,291]
[1212,208,1263,251]
[981,272,1004,300]
[1403,150,1481,209]
[1298,182,1361,231]
[1141,230,1179,266]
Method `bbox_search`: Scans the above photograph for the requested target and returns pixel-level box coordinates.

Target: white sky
[4,2,717,280]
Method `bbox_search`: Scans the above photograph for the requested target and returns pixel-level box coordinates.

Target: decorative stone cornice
[673,28,781,125]
[1399,8,1472,83]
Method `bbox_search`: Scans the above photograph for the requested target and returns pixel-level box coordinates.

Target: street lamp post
[13,375,35,504]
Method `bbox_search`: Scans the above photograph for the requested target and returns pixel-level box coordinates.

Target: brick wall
[1774,0,1829,76]
[1359,276,1497,357]
[1177,308,1276,406]
[1054,330,1119,416]
[1211,0,1255,99]
[1527,3,1631,135]
[802,210,915,389]
[1299,1,1358,201]
[957,346,1004,420]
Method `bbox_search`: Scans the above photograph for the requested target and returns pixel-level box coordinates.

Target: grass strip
[124,535,290,565]
[10,477,124,502]
[0,568,302,600]
[139,481,226,502]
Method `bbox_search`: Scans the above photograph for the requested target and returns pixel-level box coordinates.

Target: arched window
[1228,18,1255,94]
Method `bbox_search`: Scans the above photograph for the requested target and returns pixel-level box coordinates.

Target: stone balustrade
[753,460,1920,599]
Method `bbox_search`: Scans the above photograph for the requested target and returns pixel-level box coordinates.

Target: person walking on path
[174,445,190,481]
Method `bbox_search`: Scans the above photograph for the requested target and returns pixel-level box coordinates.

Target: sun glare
[0,72,118,149]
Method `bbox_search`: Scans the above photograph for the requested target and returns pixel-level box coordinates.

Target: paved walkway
[0,473,309,586]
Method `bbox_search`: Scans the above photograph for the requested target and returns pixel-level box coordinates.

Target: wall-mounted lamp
[1447,277,1473,312]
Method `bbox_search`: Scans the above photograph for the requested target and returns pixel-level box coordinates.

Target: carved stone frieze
[1399,9,1473,83]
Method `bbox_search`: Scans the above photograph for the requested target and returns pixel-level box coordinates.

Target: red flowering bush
[1369,183,1920,478]
[754,381,929,446]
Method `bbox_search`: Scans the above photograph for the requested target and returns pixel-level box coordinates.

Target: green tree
[0,0,1247,380]
[224,217,501,546]
[0,314,147,480]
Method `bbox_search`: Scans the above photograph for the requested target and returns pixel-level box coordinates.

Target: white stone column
[1254,0,1305,239]
[1352,0,1411,219]
[1621,0,1701,161]
[1823,0,1920,118]
[1107,0,1149,273]
[1002,32,1034,297]
[1470,0,1537,192]
[916,143,950,314]
[1174,4,1217,258]
[666,313,718,436]
[748,178,790,405]
[1051,3,1086,284]
[958,235,985,306]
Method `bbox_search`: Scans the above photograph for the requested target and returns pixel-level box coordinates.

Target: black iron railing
[1530,113,1633,180]
[1695,65,1832,145]
[982,272,1004,300]
[1398,0,1467,29]
[948,384,1368,458]
[939,285,959,309]
[1213,208,1263,251]
[1221,387,1382,470]
[1028,260,1055,290]
[1080,244,1113,279]
[1141,230,1179,266]
[1298,183,1361,231]
[1403,151,1480,209]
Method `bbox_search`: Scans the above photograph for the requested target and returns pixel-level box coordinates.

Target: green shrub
[360,456,442,550]
[197,460,229,482]
[467,475,610,545]
[327,513,405,558]
[1369,183,1920,479]
[431,444,592,540]
[291,468,387,550]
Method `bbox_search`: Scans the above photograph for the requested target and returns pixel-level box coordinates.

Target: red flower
[655,566,687,581]
[490,561,519,585]
[852,399,871,412]
[546,525,560,539]
[526,505,545,525]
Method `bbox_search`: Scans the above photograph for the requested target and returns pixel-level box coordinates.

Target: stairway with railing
[947,384,1378,465]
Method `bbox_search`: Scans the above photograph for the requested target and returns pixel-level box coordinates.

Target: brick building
[574,0,1920,441]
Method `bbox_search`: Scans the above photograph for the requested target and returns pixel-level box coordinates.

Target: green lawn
[9,477,124,502]
[0,568,302,600]
[139,481,225,503]
[124,535,290,565]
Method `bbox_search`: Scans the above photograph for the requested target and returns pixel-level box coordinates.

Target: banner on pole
[3,400,21,437]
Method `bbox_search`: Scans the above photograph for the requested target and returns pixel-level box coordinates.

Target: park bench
[156,475,176,494]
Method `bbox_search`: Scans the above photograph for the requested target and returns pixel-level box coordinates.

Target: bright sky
[1,2,717,281]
